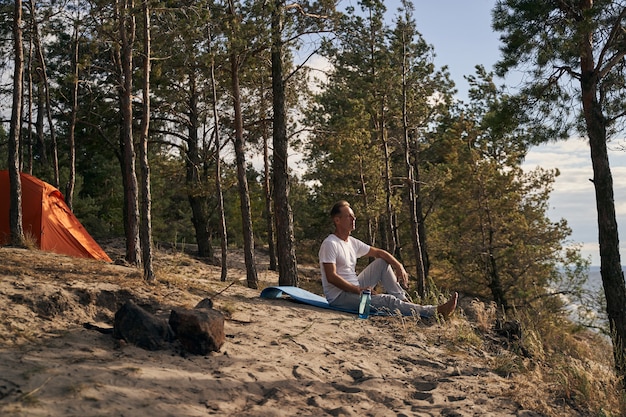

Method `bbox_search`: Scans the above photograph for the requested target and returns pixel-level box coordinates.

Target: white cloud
[524,140,626,265]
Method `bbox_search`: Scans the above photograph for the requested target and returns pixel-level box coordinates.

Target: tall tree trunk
[139,0,154,281]
[227,0,257,289]
[25,16,33,174]
[381,129,396,256]
[404,137,426,294]
[230,53,258,289]
[9,0,25,247]
[578,0,626,380]
[263,124,277,271]
[116,0,141,266]
[589,124,626,375]
[65,19,80,210]
[186,71,212,259]
[478,178,508,310]
[30,0,59,186]
[208,25,228,282]
[35,84,46,164]
[215,130,228,282]
[261,76,277,271]
[271,0,298,287]
[413,152,430,278]
[358,155,374,245]
[400,30,426,294]
[481,216,511,311]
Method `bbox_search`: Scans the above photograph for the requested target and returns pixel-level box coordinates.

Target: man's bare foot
[436,292,458,319]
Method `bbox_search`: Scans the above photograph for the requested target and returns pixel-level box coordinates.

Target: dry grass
[360,281,624,416]
[527,325,623,416]
[422,293,625,416]
[509,306,623,416]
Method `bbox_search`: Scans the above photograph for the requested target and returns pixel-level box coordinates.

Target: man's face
[335,206,356,232]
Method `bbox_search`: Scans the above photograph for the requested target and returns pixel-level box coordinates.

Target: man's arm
[322,262,362,294]
[367,247,409,289]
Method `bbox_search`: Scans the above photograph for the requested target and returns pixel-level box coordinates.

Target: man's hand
[359,285,377,295]
[394,265,409,289]
[367,247,410,289]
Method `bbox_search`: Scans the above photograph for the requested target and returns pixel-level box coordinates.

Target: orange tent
[0,170,112,262]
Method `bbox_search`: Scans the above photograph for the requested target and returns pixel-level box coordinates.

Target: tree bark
[261,76,277,271]
[228,0,258,289]
[30,0,59,187]
[403,135,426,294]
[184,68,213,260]
[381,124,397,257]
[272,0,298,286]
[35,82,46,164]
[208,23,228,282]
[578,1,626,379]
[139,0,154,281]
[116,0,141,266]
[263,123,277,271]
[25,15,33,174]
[230,53,258,289]
[9,0,25,247]
[357,155,374,245]
[399,22,428,294]
[65,19,80,210]
[413,152,430,280]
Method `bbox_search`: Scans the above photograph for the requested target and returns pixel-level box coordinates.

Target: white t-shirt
[318,234,370,303]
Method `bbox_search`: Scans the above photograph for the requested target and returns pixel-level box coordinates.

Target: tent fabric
[0,170,112,262]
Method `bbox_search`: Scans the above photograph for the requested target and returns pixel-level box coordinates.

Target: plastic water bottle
[358,289,371,319]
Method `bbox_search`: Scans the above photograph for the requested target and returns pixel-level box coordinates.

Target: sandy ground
[0,244,583,416]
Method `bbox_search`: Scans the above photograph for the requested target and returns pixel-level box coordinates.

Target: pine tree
[493,0,626,381]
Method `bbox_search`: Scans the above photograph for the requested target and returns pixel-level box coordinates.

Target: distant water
[587,266,602,291]
[586,266,626,291]
[569,266,626,333]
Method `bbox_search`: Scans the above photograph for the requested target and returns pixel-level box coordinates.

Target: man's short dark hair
[330,200,350,218]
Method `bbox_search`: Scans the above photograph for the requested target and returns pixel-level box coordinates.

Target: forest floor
[0,240,619,416]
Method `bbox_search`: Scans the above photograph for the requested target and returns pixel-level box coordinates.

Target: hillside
[0,242,620,416]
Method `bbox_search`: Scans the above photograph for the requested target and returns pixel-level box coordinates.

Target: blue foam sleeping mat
[259,286,387,316]
[260,286,435,318]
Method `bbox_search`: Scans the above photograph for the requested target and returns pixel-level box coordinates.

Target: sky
[335,0,626,265]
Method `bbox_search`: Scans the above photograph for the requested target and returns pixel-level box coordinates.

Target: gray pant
[329,258,436,318]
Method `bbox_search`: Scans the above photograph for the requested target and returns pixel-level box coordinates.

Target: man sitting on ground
[318,200,457,318]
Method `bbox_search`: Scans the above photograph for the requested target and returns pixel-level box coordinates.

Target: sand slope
[0,245,586,416]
